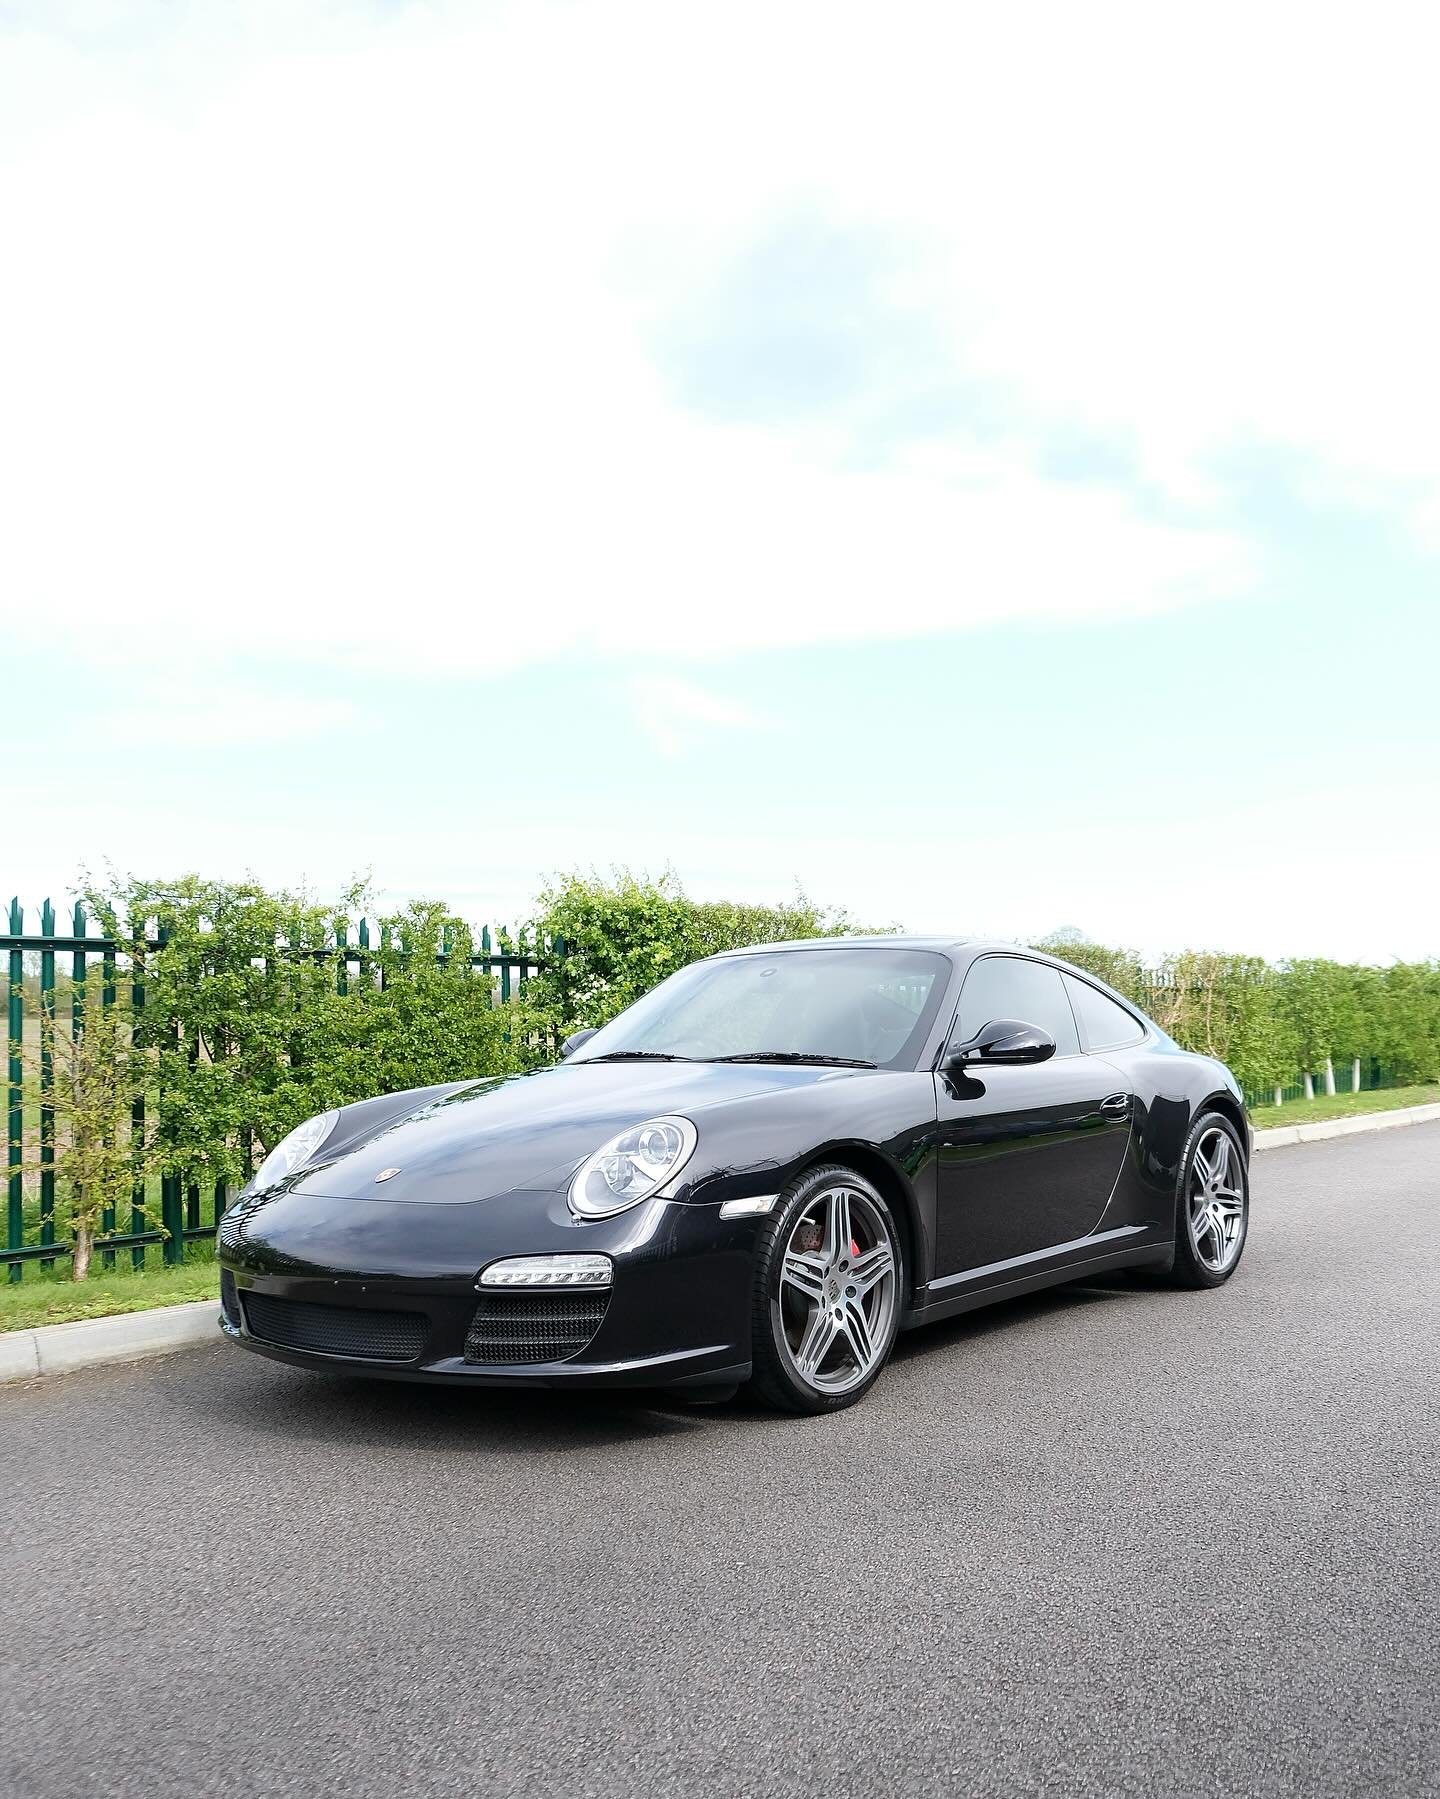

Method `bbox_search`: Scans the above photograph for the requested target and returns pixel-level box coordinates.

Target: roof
[717,934,974,957]
[709,935,1151,1021]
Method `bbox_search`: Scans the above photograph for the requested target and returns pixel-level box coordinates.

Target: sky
[2,0,1437,962]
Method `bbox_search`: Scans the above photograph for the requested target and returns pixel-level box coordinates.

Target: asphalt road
[3,1128,1438,1799]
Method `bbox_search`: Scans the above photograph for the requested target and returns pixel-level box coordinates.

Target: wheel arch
[788,1142,925,1310]
[1200,1090,1250,1159]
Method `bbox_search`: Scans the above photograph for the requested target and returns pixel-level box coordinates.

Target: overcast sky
[3,0,1437,961]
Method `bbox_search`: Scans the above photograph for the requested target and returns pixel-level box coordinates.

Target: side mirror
[944,1018,1056,1070]
[560,1027,598,1059]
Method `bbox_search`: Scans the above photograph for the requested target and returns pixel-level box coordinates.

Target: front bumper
[217,1186,758,1389]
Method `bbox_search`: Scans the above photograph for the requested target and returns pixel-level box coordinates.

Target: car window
[954,956,1080,1058]
[571,947,952,1070]
[1064,975,1146,1051]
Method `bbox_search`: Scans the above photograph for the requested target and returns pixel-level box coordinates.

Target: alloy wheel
[1188,1127,1246,1274]
[776,1184,898,1395]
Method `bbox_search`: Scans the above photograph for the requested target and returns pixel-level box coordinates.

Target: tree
[1152,952,1295,1095]
[11,1001,159,1281]
[1370,962,1440,1082]
[1276,960,1346,1083]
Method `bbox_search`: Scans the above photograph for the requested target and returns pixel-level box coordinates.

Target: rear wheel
[749,1165,902,1414]
[1170,1112,1249,1288]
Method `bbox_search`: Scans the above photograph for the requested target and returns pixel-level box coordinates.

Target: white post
[1304,1072,1315,1101]
[1324,1057,1336,1096]
[1352,1056,1362,1094]
[1273,1085,1283,1107]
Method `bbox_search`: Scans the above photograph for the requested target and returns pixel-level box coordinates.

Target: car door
[932,955,1132,1278]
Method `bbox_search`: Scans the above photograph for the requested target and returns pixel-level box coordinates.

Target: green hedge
[1036,933,1440,1094]
[7,872,1439,1190]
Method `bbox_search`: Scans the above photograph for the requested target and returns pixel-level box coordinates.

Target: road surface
[3,1125,1437,1798]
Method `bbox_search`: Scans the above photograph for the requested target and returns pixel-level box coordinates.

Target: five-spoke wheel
[750,1165,901,1413]
[1171,1112,1249,1287]
[1188,1126,1245,1273]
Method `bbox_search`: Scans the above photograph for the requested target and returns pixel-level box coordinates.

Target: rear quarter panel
[1096,1042,1245,1234]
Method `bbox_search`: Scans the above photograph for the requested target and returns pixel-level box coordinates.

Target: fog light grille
[241,1292,427,1362]
[220,1268,241,1327]
[464,1290,609,1365]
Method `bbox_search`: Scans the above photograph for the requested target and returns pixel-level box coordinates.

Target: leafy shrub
[521,870,869,1035]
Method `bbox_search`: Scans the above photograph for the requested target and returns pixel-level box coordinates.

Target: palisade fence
[1245,1061,1399,1108]
[3,897,558,1283]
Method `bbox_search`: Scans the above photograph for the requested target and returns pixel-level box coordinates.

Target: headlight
[569,1115,697,1219]
[251,1109,339,1191]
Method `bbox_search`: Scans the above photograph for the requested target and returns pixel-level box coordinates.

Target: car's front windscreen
[568,947,952,1071]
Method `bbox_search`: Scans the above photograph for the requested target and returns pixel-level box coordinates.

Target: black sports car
[217,937,1251,1413]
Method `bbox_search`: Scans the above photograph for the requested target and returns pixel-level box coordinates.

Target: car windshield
[569,947,951,1071]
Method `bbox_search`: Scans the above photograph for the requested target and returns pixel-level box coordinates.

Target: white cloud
[96,686,357,745]
[0,0,1435,687]
[630,674,766,755]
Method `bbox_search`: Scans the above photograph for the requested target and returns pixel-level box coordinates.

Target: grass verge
[0,1250,218,1334]
[1248,1083,1440,1131]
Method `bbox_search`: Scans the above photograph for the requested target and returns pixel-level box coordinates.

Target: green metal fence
[3,897,554,1282]
[1241,1058,1403,1112]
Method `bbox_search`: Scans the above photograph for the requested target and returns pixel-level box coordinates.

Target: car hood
[291,1060,863,1204]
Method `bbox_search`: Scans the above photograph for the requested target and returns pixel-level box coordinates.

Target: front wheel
[1170,1111,1250,1288]
[748,1165,902,1415]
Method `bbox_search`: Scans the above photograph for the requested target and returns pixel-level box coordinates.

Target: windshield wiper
[702,1052,878,1068]
[582,1050,697,1063]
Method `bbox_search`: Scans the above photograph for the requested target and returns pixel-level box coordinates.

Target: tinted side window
[955,957,1080,1058]
[1064,975,1146,1051]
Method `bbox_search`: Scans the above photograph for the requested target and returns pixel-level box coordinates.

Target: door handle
[1100,1093,1132,1118]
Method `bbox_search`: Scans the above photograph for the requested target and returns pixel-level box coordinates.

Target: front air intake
[240,1292,427,1362]
[464,1290,609,1365]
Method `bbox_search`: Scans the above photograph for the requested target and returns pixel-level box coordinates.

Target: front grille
[464,1290,609,1365]
[220,1268,241,1327]
[240,1292,427,1362]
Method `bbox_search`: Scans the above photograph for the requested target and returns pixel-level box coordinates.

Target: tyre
[1169,1110,1249,1289]
[748,1164,903,1415]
